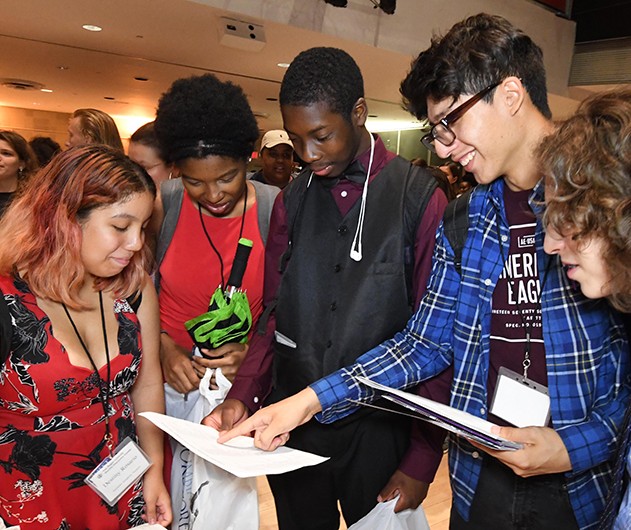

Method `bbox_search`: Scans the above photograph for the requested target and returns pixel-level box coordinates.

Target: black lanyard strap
[63,291,114,455]
[197,182,248,293]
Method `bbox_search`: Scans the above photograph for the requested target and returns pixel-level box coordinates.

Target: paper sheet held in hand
[140,412,328,477]
[355,376,523,451]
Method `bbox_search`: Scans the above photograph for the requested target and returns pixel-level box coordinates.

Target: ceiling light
[40,88,53,93]
[82,24,102,32]
[277,63,290,68]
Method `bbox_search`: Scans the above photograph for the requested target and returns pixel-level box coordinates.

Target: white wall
[195,0,577,102]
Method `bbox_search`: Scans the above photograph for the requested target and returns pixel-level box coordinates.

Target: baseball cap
[260,130,293,152]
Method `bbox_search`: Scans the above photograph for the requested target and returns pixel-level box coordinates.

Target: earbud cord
[350,132,375,262]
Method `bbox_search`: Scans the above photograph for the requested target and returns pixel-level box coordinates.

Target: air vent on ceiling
[219,17,266,52]
[0,78,45,91]
[570,38,631,86]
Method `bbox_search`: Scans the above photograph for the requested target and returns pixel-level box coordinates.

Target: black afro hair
[154,74,259,162]
[279,47,364,123]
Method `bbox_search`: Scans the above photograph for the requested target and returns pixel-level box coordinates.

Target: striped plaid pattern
[312,178,630,530]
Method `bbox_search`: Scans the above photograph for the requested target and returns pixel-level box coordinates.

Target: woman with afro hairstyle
[152,74,279,525]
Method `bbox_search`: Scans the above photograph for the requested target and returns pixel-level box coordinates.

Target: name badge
[490,366,550,428]
[85,437,151,506]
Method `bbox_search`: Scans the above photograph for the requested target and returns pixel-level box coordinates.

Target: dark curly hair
[154,74,259,163]
[540,89,631,312]
[279,47,364,123]
[29,136,61,168]
[400,13,551,121]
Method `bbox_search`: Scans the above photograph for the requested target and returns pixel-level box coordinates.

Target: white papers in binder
[354,376,523,451]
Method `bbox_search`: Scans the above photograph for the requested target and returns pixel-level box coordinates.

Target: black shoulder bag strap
[443,189,472,275]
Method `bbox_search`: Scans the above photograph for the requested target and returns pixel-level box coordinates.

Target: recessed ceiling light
[82,24,102,32]
[104,96,115,100]
[40,88,53,93]
[266,97,278,101]
[277,63,290,68]
[134,77,149,82]
[57,66,69,70]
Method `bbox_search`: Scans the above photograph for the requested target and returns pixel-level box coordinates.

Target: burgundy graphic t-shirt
[487,186,547,424]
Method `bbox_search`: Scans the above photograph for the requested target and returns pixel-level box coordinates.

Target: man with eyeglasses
[220,13,630,530]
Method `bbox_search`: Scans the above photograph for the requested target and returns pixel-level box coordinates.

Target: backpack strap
[0,288,13,365]
[155,179,184,272]
[249,180,280,245]
[443,189,472,275]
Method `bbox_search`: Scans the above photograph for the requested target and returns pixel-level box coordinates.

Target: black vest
[270,156,437,400]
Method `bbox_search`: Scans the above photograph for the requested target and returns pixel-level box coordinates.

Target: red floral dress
[0,276,146,529]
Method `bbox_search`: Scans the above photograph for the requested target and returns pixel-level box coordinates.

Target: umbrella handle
[226,238,253,294]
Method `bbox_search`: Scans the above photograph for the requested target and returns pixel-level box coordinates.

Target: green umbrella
[185,238,253,352]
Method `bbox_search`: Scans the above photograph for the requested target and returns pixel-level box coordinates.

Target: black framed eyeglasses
[421,81,501,153]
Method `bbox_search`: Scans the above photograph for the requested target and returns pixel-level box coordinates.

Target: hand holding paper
[217,387,323,451]
[140,411,327,477]
[470,425,572,478]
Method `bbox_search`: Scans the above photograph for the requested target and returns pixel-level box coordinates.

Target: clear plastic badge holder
[84,436,152,506]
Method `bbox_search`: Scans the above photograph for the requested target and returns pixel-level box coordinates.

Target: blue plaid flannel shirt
[312,178,631,530]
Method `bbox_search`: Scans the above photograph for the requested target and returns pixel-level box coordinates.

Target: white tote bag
[347,497,430,530]
[165,367,259,530]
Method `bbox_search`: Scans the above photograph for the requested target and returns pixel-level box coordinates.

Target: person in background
[540,89,631,530]
[0,145,171,529]
[220,15,630,530]
[439,161,462,186]
[129,122,177,189]
[28,136,61,168]
[152,74,279,525]
[0,130,37,217]
[412,158,456,200]
[456,171,477,196]
[249,129,295,189]
[206,47,447,529]
[66,108,124,151]
[428,165,457,201]
[439,161,463,197]
[410,157,428,168]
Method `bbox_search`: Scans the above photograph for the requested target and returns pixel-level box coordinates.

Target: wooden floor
[258,453,451,529]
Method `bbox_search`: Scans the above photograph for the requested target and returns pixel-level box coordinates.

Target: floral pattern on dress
[0,276,146,529]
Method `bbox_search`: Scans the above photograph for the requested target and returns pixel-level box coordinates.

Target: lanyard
[493,206,548,379]
[197,182,248,293]
[63,291,114,455]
